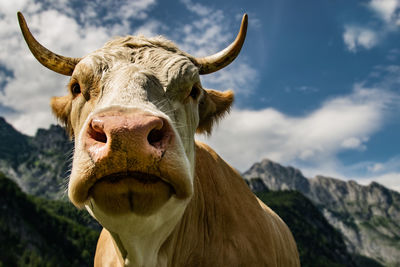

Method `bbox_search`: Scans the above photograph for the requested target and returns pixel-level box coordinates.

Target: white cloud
[368,0,400,26]
[366,64,400,91]
[197,86,396,173]
[341,137,367,150]
[368,163,385,172]
[342,0,400,52]
[343,26,379,52]
[202,63,258,94]
[0,70,11,89]
[104,0,156,21]
[364,156,400,175]
[181,0,211,16]
[360,157,400,192]
[177,1,232,55]
[358,172,400,192]
[285,85,319,94]
[132,20,165,37]
[386,48,400,60]
[178,0,258,94]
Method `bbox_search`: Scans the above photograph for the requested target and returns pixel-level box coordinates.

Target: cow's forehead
[76,35,199,87]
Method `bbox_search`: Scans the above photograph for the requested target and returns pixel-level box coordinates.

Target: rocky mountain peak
[243,158,400,266]
[0,118,72,199]
[243,159,310,193]
[0,116,25,138]
[0,117,31,164]
[33,125,72,152]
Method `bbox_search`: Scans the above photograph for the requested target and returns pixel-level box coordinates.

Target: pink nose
[84,113,172,163]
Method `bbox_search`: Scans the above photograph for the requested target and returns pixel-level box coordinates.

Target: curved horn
[196,14,248,75]
[17,12,80,76]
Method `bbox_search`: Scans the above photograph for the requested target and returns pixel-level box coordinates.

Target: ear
[50,96,73,136]
[197,89,234,134]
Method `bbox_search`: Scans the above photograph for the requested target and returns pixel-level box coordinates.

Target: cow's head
[18,12,247,235]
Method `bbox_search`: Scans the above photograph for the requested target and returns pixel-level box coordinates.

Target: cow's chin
[88,172,174,216]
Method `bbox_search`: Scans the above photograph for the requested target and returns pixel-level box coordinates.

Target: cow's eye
[71,83,81,95]
[189,85,200,100]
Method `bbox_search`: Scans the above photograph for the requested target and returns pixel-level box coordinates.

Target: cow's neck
[109,224,172,267]
[89,196,188,267]
[160,142,266,266]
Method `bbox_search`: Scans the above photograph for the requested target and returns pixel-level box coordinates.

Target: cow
[18,12,300,267]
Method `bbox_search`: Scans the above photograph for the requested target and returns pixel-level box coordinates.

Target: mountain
[256,190,361,267]
[0,117,73,199]
[0,172,100,266]
[244,159,400,266]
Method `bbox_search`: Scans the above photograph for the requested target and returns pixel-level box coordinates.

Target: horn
[195,14,248,75]
[17,12,80,76]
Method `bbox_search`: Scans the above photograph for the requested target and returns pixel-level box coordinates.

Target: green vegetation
[0,172,100,267]
[360,219,400,248]
[33,197,102,232]
[257,190,358,267]
[352,254,384,267]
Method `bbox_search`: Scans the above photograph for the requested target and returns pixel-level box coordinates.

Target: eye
[189,85,200,100]
[71,83,81,95]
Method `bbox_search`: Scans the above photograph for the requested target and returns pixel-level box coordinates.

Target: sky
[0,0,399,191]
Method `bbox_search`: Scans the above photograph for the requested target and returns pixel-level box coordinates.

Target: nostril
[88,121,107,144]
[147,128,164,148]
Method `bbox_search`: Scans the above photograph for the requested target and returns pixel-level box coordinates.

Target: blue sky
[0,0,399,191]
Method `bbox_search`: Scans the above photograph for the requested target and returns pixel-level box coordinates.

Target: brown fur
[50,95,73,135]
[197,89,234,134]
[94,142,300,266]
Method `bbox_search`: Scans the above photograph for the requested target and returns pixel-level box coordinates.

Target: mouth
[95,171,172,186]
[87,171,176,215]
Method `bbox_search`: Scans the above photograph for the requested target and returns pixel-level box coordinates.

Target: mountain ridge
[0,117,73,199]
[244,158,400,266]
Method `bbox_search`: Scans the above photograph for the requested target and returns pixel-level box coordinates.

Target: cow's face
[18,12,246,234]
[50,38,234,231]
